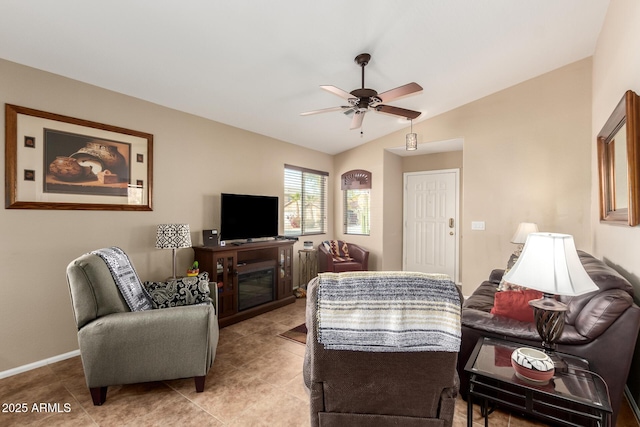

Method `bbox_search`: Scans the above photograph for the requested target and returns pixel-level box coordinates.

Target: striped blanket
[316,271,461,352]
[92,247,153,312]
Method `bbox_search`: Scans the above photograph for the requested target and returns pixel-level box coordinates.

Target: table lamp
[502,233,598,356]
[511,222,538,257]
[156,223,192,279]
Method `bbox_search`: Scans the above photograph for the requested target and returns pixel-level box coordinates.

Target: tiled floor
[0,298,638,426]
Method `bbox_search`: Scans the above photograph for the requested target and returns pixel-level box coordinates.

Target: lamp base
[529,293,567,354]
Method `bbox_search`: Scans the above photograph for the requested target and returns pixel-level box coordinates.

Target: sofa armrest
[78,304,217,388]
[489,269,505,284]
[317,244,333,272]
[463,281,498,312]
[462,308,541,341]
[574,289,633,339]
[347,243,369,269]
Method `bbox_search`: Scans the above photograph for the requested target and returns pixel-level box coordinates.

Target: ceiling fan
[301,53,423,130]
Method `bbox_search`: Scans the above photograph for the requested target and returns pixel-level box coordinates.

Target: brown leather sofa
[318,241,369,273]
[304,275,461,426]
[458,250,640,426]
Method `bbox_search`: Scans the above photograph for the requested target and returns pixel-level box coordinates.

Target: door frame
[402,169,460,283]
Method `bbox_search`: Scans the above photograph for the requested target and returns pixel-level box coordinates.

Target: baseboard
[0,350,80,380]
[625,385,640,425]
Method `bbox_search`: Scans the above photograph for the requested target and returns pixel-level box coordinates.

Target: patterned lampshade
[155,224,192,249]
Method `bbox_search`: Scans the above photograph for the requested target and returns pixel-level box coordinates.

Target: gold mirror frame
[598,90,640,226]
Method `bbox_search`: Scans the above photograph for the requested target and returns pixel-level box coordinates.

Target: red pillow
[490,290,543,323]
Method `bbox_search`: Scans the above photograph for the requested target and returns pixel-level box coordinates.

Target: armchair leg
[90,386,107,406]
[194,376,206,393]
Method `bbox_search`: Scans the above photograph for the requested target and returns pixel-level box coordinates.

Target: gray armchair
[303,272,462,426]
[66,250,219,405]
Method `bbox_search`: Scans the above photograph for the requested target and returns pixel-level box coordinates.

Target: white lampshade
[511,222,539,244]
[503,232,598,296]
[155,224,192,249]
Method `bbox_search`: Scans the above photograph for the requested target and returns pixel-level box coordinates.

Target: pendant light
[406,119,417,151]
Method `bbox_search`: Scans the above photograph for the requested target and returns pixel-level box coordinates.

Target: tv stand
[193,240,294,328]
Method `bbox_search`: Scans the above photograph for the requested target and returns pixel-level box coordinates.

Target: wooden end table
[464,337,611,427]
[298,248,317,288]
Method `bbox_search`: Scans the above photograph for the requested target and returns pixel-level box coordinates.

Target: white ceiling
[0,1,610,155]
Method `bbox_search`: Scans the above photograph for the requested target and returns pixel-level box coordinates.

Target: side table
[464,337,611,427]
[298,248,317,288]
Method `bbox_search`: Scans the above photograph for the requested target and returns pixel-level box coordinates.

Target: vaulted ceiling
[0,1,610,154]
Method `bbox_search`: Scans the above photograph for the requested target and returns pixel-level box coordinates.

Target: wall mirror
[597,90,640,226]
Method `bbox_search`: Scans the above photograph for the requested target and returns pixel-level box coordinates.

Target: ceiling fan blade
[375,104,422,120]
[350,111,365,130]
[377,82,423,103]
[321,85,354,100]
[301,106,351,116]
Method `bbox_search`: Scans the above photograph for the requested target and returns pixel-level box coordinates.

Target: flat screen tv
[220,193,279,241]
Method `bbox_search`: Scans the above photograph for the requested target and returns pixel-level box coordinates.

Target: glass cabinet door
[215,253,237,318]
[279,245,293,298]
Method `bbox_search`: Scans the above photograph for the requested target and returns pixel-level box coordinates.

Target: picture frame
[5,104,153,210]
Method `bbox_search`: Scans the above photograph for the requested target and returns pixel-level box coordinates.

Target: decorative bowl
[511,347,554,382]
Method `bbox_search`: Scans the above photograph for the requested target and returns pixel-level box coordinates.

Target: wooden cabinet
[193,240,296,328]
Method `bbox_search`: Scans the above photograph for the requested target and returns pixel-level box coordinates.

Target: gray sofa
[458,250,640,426]
[66,251,219,405]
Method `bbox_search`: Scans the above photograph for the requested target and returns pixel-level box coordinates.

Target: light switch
[471,221,485,231]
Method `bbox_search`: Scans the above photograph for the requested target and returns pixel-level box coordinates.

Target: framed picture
[5,104,153,210]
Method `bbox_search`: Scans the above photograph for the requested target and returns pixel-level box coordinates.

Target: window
[344,189,370,235]
[284,165,328,236]
[342,170,371,235]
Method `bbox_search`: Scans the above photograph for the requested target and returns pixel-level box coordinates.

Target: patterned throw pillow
[144,272,212,309]
[325,240,354,262]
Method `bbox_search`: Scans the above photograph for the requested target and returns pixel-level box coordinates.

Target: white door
[403,169,459,282]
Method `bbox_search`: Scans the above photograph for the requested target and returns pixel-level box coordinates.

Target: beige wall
[338,59,592,295]
[0,59,333,372]
[382,150,403,270]
[456,59,592,293]
[591,0,640,406]
[403,150,463,174]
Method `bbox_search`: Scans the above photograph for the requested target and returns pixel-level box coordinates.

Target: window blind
[284,165,328,236]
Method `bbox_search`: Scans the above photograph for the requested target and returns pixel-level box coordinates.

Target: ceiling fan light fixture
[406,119,417,151]
[301,53,423,131]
